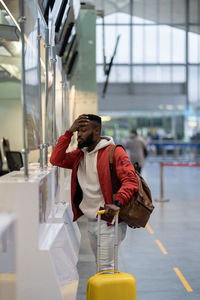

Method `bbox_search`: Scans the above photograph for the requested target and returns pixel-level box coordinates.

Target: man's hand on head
[69,114,89,133]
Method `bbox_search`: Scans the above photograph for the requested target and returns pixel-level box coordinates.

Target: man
[50,114,138,271]
[126,129,148,174]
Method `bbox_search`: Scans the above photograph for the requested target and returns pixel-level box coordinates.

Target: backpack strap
[109,144,125,164]
[109,145,116,164]
[109,144,125,194]
[109,145,116,194]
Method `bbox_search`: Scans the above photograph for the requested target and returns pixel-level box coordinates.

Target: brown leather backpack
[109,145,154,228]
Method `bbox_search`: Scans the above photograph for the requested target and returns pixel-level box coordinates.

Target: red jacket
[50,131,138,222]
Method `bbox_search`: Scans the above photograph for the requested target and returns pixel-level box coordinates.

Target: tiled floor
[76,159,200,300]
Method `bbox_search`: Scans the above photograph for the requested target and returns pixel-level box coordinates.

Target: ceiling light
[177,105,184,110]
[101,116,111,122]
[166,105,173,110]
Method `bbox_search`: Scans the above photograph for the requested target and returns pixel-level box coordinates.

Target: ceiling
[0,0,200,81]
[92,0,200,25]
[0,1,21,80]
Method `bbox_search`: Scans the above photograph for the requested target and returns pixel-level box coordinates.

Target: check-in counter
[0,167,80,300]
[0,213,16,300]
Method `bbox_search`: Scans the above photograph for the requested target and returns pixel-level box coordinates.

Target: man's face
[77,123,94,149]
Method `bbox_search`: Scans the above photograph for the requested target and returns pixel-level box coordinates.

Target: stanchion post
[155,162,169,202]
[162,145,166,161]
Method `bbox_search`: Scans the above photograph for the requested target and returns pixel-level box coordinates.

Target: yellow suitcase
[87,211,137,300]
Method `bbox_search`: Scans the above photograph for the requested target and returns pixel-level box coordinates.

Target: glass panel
[143,0,158,23]
[159,0,171,24]
[144,66,160,82]
[172,66,185,82]
[104,12,130,24]
[172,0,185,24]
[47,44,54,146]
[97,65,130,83]
[96,65,106,82]
[133,0,157,24]
[189,0,199,23]
[132,0,144,22]
[96,26,103,64]
[189,27,200,63]
[109,66,130,82]
[132,66,144,82]
[133,66,172,82]
[132,26,144,63]
[24,0,41,150]
[188,66,199,103]
[152,66,171,82]
[105,25,130,63]
[144,19,155,24]
[172,27,185,63]
[96,16,103,25]
[144,26,157,63]
[132,16,148,24]
[158,25,171,63]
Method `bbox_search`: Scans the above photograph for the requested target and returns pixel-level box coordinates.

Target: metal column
[51,46,57,148]
[19,0,28,178]
[37,18,44,169]
[185,0,189,107]
[44,28,50,167]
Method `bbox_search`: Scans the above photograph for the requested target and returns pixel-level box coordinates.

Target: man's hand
[104,204,120,217]
[69,115,89,133]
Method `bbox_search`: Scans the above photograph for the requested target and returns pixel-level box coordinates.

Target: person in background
[126,129,148,174]
[50,114,138,271]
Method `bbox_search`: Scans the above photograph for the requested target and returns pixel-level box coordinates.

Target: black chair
[6,151,23,171]
[0,149,9,176]
[2,137,10,157]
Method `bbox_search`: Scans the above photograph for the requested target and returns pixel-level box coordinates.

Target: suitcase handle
[97,210,106,216]
[97,210,119,273]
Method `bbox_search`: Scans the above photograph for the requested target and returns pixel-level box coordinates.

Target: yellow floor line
[155,240,168,254]
[173,267,193,292]
[146,224,154,234]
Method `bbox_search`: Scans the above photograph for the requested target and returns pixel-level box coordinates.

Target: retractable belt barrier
[155,162,200,203]
[149,142,200,162]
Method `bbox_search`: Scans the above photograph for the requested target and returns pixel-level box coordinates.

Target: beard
[78,132,94,149]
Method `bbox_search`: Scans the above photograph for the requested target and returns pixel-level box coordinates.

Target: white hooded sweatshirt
[77,136,114,219]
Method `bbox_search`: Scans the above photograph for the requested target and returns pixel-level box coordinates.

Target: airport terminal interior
[0,0,200,299]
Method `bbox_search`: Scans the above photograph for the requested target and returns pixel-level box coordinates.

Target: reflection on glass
[24,1,40,150]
